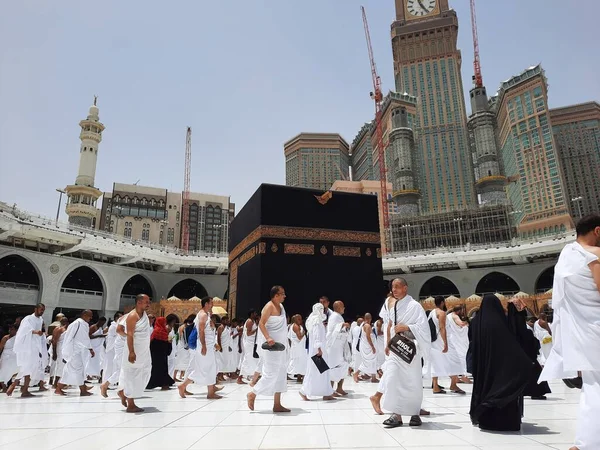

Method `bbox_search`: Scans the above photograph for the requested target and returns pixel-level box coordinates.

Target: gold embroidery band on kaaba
[333,246,361,257]
[229,225,380,262]
[284,243,315,255]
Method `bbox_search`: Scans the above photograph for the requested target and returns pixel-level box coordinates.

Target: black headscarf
[469,294,533,425]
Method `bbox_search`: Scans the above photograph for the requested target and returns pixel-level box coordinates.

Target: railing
[60,287,103,297]
[385,232,574,259]
[0,201,228,259]
[0,280,39,290]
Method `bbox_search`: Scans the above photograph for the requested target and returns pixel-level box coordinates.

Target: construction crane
[181,127,192,253]
[470,0,483,88]
[361,6,390,252]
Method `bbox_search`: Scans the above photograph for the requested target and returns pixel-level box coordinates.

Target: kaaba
[228,184,385,321]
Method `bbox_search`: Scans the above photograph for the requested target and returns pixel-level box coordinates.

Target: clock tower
[391,0,475,213]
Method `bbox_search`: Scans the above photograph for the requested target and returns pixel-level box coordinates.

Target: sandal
[433,389,446,394]
[383,414,403,428]
[409,415,422,426]
[451,388,466,395]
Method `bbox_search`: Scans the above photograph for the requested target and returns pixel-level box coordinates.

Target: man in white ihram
[369,278,430,428]
[247,285,289,412]
[539,215,600,450]
[178,297,223,399]
[56,310,95,396]
[7,303,46,397]
[326,300,350,396]
[118,294,152,413]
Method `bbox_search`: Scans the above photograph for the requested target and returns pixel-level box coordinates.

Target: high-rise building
[389,104,420,216]
[99,184,233,253]
[492,65,572,237]
[64,98,104,227]
[350,123,374,182]
[391,0,475,212]
[550,102,600,220]
[284,133,350,190]
[468,85,507,206]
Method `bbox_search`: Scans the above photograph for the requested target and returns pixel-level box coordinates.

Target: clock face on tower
[406,0,438,18]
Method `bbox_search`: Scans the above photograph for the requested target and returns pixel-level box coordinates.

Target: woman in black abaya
[146,317,175,390]
[469,294,534,431]
[507,301,552,400]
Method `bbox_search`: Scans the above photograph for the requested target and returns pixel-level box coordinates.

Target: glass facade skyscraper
[391,0,475,213]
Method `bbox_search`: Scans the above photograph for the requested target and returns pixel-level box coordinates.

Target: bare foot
[299,392,309,401]
[215,385,224,392]
[353,373,359,383]
[126,406,144,413]
[333,392,342,397]
[323,395,335,400]
[207,393,223,399]
[80,390,93,397]
[54,389,67,396]
[247,392,256,411]
[20,391,35,398]
[370,395,383,415]
[184,390,193,395]
[237,378,246,385]
[569,447,580,450]
[118,390,127,407]
[178,384,187,399]
[6,383,17,397]
[336,388,348,396]
[38,385,48,392]
[273,405,290,413]
[85,385,94,392]
[420,408,431,416]
[100,383,109,398]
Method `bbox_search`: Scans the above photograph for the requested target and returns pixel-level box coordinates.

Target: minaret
[467,85,507,205]
[389,105,420,216]
[64,97,104,227]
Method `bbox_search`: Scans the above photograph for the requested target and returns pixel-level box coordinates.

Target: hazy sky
[1,0,598,219]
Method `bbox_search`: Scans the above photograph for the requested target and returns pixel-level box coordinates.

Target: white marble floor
[0,378,579,450]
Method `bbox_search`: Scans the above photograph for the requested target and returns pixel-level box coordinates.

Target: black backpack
[428,311,438,342]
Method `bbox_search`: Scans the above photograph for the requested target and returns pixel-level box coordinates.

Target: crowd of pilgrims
[1,216,599,450]
[0,284,558,424]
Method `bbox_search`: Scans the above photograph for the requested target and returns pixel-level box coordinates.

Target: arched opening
[62,266,103,292]
[476,271,520,295]
[0,255,42,325]
[60,266,104,313]
[535,266,555,293]
[121,275,154,299]
[0,254,40,288]
[120,274,154,310]
[419,276,460,299]
[168,279,208,300]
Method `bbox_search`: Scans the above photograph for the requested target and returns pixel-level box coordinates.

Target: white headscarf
[305,303,326,333]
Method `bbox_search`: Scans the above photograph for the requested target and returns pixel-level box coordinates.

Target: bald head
[364,313,372,323]
[333,300,345,313]
[60,317,69,326]
[391,277,409,300]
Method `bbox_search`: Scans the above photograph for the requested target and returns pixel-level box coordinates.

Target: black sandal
[409,415,422,426]
[433,389,446,394]
[383,414,403,428]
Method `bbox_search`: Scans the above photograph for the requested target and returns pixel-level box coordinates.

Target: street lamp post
[55,188,66,225]
[401,224,411,254]
[453,217,463,249]
[571,196,583,219]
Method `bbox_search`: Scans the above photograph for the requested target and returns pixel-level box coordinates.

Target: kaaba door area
[228,184,385,321]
